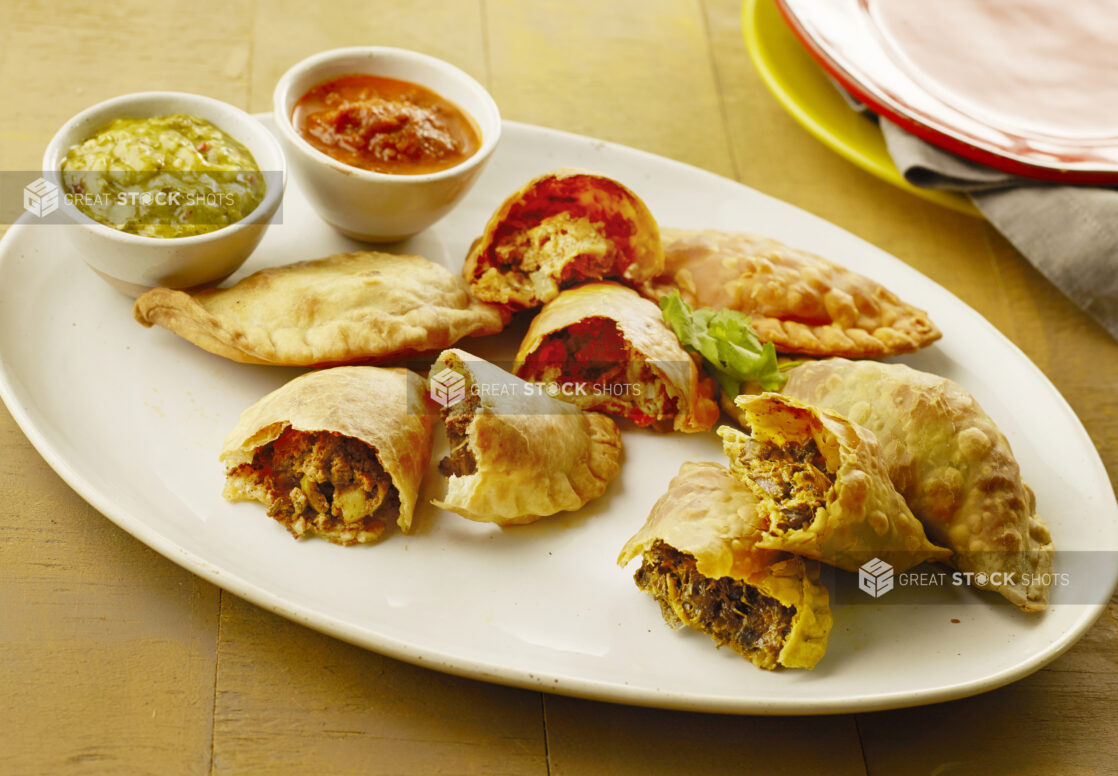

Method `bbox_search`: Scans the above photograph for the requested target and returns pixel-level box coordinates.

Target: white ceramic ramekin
[273,47,500,242]
[42,91,286,297]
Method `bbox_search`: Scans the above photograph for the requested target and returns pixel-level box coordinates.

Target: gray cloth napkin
[879,119,1118,341]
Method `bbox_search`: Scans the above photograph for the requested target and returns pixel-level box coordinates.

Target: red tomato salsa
[292,74,481,174]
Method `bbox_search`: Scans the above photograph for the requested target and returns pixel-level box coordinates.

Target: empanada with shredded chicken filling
[720,394,951,573]
[430,349,622,525]
[220,367,433,545]
[134,251,510,366]
[618,461,832,670]
[638,228,940,357]
[462,169,663,310]
[513,282,719,432]
[774,358,1054,611]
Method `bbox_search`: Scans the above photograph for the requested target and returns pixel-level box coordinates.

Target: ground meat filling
[634,542,795,666]
[743,437,833,532]
[233,428,399,545]
[518,321,679,426]
[438,388,480,478]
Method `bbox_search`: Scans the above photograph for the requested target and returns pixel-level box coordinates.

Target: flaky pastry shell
[721,394,951,573]
[220,366,433,537]
[431,349,622,525]
[463,168,663,310]
[134,251,509,366]
[780,358,1054,611]
[639,228,940,357]
[513,282,719,432]
[618,461,832,670]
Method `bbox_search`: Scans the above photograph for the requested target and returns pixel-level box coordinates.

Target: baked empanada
[639,228,941,357]
[431,349,623,525]
[720,394,951,573]
[219,366,433,545]
[134,251,510,366]
[618,461,832,670]
[462,169,663,310]
[779,358,1054,611]
[513,282,719,432]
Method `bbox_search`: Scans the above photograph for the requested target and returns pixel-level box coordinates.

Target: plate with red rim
[1,116,1116,714]
[775,0,1118,183]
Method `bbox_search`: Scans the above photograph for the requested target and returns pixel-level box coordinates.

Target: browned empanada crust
[220,366,434,544]
[134,251,510,366]
[431,349,623,525]
[514,282,720,432]
[638,228,941,357]
[463,168,663,310]
[780,358,1054,611]
[618,461,832,670]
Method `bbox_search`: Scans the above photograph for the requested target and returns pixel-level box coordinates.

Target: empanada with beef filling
[720,394,951,573]
[639,228,940,357]
[462,169,663,310]
[776,358,1054,611]
[220,366,433,545]
[134,251,509,366]
[619,461,832,670]
[431,349,622,525]
[513,282,719,432]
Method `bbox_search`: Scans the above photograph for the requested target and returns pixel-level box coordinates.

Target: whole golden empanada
[720,393,951,573]
[220,366,433,545]
[431,349,622,525]
[463,168,663,310]
[134,251,510,366]
[780,358,1054,611]
[639,228,940,357]
[513,282,720,432]
[618,461,832,670]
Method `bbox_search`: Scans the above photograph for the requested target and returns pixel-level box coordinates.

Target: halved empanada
[639,228,940,357]
[780,358,1054,611]
[134,251,510,366]
[720,394,951,573]
[462,169,663,310]
[219,366,433,545]
[619,461,832,670]
[513,282,719,432]
[431,349,622,525]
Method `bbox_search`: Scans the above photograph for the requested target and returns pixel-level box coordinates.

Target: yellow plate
[742,0,980,217]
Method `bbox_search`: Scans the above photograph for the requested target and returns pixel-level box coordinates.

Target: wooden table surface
[2,1,1115,773]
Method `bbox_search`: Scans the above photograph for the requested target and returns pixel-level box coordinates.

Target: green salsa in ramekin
[61,114,266,239]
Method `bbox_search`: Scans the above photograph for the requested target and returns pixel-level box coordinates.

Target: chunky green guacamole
[61,114,266,238]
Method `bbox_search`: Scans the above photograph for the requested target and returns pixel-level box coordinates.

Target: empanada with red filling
[514,282,719,432]
[463,169,662,310]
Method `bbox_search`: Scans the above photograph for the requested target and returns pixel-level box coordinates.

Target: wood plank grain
[544,695,868,776]
[0,2,250,773]
[212,5,550,775]
[209,595,547,775]
[0,409,220,776]
[856,602,1118,776]
[248,0,487,113]
[485,0,736,177]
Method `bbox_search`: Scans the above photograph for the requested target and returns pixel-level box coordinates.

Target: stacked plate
[746,0,1118,199]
